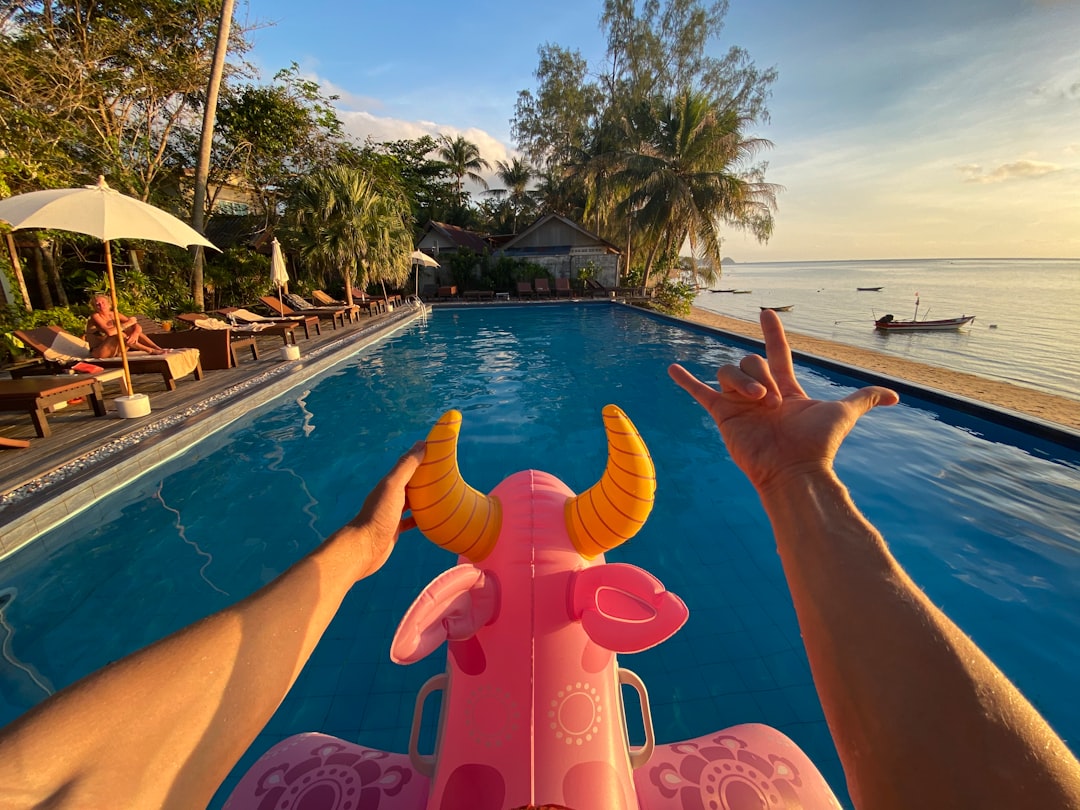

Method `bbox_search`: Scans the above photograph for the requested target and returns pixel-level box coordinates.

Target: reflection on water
[153,483,228,597]
[0,588,54,706]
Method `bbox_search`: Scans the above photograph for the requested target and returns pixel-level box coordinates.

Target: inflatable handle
[408,673,448,777]
[619,667,655,770]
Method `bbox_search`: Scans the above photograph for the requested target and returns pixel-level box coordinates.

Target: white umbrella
[410,249,440,296]
[0,176,218,403]
[270,237,289,302]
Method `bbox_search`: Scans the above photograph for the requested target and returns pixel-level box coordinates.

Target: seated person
[85,295,167,357]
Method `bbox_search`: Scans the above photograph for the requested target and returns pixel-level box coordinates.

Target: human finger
[759,310,806,399]
[382,441,426,488]
[668,363,722,408]
[841,385,900,417]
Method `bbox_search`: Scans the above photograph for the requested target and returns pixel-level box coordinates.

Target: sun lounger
[555,278,572,298]
[12,326,203,391]
[311,290,361,321]
[348,288,389,315]
[217,307,315,340]
[260,295,346,330]
[0,375,107,438]
[135,316,258,370]
[533,278,552,297]
[516,281,535,299]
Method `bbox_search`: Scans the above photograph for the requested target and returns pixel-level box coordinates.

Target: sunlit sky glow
[241,0,1080,261]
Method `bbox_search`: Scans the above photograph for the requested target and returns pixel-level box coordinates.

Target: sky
[238,0,1080,262]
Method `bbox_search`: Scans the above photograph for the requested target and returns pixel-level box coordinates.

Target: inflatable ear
[565,405,656,558]
[571,563,688,653]
[406,410,501,562]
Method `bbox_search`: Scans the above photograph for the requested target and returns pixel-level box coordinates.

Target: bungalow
[495,214,622,287]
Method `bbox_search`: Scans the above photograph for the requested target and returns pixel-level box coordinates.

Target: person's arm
[669,311,1080,809]
[0,442,425,810]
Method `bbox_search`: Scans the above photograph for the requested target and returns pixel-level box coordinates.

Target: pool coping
[0,306,428,562]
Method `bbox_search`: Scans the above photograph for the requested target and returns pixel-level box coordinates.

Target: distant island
[722,256,736,265]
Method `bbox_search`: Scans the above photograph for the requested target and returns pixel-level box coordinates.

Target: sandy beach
[686,307,1080,432]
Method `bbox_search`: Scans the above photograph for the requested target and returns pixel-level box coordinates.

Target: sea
[692,258,1080,402]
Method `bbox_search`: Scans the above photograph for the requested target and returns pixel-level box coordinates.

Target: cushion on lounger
[285,293,312,310]
[43,331,93,363]
[194,317,231,330]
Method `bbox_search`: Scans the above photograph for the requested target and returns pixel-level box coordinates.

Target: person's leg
[90,336,120,359]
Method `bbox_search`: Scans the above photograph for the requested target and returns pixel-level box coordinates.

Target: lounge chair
[13,326,203,391]
[533,278,552,298]
[260,294,346,330]
[516,281,535,299]
[348,288,389,315]
[555,277,573,298]
[135,316,258,371]
[582,278,613,298]
[220,307,318,340]
[311,290,362,321]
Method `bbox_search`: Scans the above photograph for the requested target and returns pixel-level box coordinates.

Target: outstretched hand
[345,440,426,579]
[669,311,899,493]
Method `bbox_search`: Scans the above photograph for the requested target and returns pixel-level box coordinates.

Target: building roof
[418,221,491,254]
[498,213,620,256]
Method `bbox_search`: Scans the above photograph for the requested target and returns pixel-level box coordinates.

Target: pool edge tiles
[0,308,428,561]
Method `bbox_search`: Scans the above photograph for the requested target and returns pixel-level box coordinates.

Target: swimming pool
[1,303,1077,808]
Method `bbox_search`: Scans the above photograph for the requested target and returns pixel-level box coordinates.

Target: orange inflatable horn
[406,410,501,562]
[565,405,655,558]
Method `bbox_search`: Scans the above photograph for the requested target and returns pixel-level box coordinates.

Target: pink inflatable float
[226,407,841,810]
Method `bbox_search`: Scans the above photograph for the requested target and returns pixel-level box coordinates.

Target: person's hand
[668,311,899,493]
[345,441,426,579]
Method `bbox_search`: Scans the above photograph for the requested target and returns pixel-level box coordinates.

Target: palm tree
[612,91,780,289]
[287,166,413,305]
[484,156,536,232]
[436,134,491,207]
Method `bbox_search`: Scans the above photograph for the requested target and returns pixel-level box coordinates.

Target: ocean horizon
[694,257,1079,402]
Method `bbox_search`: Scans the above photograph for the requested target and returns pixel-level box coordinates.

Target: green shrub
[0,304,89,363]
[646,279,696,317]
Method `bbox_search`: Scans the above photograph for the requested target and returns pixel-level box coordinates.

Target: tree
[286,166,412,305]
[435,134,491,207]
[513,0,779,282]
[483,157,536,233]
[615,91,779,288]
[0,0,251,202]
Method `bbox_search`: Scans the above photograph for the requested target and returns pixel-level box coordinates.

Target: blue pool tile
[295,663,343,697]
[698,661,746,696]
[763,648,814,688]
[361,692,403,730]
[786,682,827,723]
[734,657,778,690]
[749,688,801,728]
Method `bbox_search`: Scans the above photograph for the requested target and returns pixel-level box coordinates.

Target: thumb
[842,385,900,418]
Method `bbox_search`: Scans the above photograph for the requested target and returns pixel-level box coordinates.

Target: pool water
[1,304,1078,808]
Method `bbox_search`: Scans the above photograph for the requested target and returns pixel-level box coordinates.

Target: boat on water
[874,314,975,331]
[732,289,752,294]
[761,305,794,312]
[709,288,736,293]
[857,286,884,292]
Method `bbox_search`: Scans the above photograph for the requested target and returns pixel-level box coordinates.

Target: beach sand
[686,307,1080,432]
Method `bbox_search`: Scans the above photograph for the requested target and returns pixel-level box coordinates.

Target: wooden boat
[709,288,736,293]
[857,286,884,291]
[760,305,793,312]
[874,314,975,331]
[732,289,752,294]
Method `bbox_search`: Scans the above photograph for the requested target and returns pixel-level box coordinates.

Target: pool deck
[2,298,1078,560]
[0,304,427,558]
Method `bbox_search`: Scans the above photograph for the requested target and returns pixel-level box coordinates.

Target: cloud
[956,160,1062,183]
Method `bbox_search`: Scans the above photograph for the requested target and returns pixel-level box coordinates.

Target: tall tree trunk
[191,0,235,310]
[42,240,69,306]
[29,240,54,309]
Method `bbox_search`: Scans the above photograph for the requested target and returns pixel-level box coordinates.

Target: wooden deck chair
[555,277,573,297]
[260,294,346,330]
[533,278,552,297]
[311,290,361,321]
[516,281,535,299]
[211,308,312,341]
[13,326,203,391]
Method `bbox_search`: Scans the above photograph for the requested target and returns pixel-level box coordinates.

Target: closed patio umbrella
[0,176,218,415]
[270,237,289,301]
